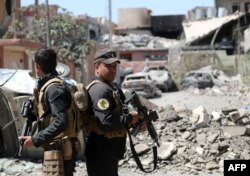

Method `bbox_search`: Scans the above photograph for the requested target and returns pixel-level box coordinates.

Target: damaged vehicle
[142,66,177,92]
[142,65,169,72]
[181,71,215,89]
[121,72,158,98]
[146,70,175,92]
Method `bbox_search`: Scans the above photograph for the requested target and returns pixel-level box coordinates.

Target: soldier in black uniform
[85,48,141,176]
[19,48,77,176]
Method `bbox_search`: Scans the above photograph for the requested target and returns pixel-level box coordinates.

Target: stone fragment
[158,142,176,160]
[223,126,247,137]
[228,111,242,122]
[211,111,221,121]
[191,106,210,128]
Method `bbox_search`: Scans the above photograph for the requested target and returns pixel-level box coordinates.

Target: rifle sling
[127,128,158,173]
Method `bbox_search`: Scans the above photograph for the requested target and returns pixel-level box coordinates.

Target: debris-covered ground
[1,69,250,176]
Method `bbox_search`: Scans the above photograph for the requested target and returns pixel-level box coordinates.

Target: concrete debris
[98,33,181,50]
[120,101,250,175]
[1,67,250,176]
[158,142,177,160]
[191,105,210,128]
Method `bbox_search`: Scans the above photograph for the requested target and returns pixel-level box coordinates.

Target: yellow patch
[97,98,109,110]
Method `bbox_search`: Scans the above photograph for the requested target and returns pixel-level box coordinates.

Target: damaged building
[215,0,250,14]
[183,0,250,55]
[182,12,250,55]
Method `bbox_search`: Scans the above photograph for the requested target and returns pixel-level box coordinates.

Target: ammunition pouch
[44,136,74,161]
[43,150,64,176]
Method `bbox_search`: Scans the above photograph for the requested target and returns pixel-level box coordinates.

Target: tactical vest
[86,80,126,139]
[37,77,78,142]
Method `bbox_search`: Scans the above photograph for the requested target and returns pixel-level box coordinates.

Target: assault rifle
[125,91,160,173]
[18,97,36,157]
[126,91,160,147]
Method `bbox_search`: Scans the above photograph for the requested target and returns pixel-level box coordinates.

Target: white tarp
[182,12,244,44]
[0,63,71,94]
[0,69,36,94]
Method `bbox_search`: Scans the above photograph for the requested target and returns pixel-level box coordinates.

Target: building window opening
[232,3,240,13]
[245,3,250,13]
[120,53,132,61]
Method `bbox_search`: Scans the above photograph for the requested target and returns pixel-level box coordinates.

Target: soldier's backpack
[64,80,89,132]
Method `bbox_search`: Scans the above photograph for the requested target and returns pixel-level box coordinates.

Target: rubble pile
[98,33,181,49]
[121,104,250,175]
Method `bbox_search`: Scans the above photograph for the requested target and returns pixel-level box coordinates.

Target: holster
[72,137,81,154]
[61,136,73,161]
[43,150,64,176]
[44,136,73,161]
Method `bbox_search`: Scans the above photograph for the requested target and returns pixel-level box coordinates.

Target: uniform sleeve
[88,83,132,132]
[32,84,71,147]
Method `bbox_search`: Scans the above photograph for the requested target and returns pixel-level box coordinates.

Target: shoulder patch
[97,98,109,110]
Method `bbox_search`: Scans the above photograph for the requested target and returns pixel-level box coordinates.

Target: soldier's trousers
[86,157,119,176]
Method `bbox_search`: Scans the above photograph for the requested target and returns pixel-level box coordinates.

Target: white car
[121,72,158,98]
[147,70,176,92]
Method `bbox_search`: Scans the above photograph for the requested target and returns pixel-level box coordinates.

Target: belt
[44,137,78,151]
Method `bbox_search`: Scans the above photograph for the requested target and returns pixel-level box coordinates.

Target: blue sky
[21,0,214,23]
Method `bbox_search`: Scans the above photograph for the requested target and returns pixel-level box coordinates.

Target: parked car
[121,72,158,98]
[181,71,215,89]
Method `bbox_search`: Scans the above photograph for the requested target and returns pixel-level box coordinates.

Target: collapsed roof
[182,12,245,45]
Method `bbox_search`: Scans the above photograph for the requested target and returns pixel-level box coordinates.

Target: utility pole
[12,0,16,38]
[35,0,39,19]
[45,0,51,48]
[109,0,112,49]
[237,12,241,75]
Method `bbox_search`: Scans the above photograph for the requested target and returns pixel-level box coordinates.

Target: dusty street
[2,88,245,176]
[150,89,249,113]
[1,88,247,176]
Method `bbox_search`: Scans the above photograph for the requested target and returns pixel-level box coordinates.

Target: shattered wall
[179,51,214,74]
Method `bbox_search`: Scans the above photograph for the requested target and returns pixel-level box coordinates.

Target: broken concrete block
[191,105,210,128]
[221,118,229,126]
[246,125,250,135]
[211,111,221,121]
[196,133,206,144]
[205,161,219,170]
[196,146,204,155]
[222,126,247,137]
[134,143,150,155]
[238,108,249,118]
[221,108,238,115]
[240,117,250,125]
[181,131,192,140]
[229,111,242,122]
[207,133,219,143]
[158,142,176,160]
[177,146,186,155]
